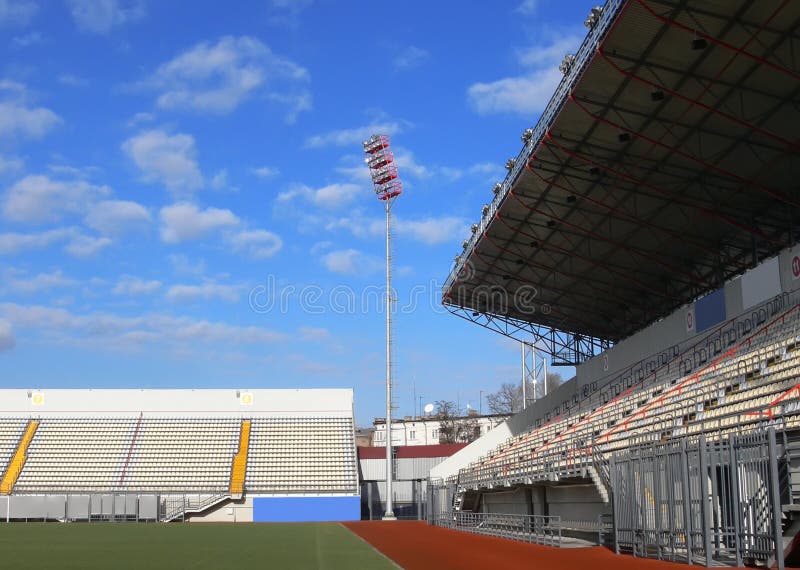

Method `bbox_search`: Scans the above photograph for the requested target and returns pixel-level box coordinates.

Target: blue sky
[0,0,594,425]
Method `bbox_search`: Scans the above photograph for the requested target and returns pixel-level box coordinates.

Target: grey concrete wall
[545,484,608,522]
[478,483,607,522]
[481,488,530,516]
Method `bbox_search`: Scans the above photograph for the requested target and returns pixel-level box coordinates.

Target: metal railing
[432,510,562,547]
[443,0,625,297]
[160,492,229,522]
[611,428,784,569]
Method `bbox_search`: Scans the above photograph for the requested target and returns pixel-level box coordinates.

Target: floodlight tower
[362,134,403,520]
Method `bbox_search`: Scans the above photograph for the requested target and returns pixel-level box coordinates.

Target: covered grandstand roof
[443,0,800,364]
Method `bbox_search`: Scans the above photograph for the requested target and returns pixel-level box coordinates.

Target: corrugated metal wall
[360,456,446,481]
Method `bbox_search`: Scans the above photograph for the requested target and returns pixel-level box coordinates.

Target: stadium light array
[362,134,403,520]
[584,6,603,29]
[558,54,575,74]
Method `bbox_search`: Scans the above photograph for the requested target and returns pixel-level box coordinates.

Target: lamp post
[363,134,403,520]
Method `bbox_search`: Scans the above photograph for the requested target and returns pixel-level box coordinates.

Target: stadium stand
[0,420,26,474]
[0,389,359,523]
[428,0,800,567]
[457,297,800,491]
[246,416,358,494]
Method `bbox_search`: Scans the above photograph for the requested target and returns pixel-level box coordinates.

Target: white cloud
[64,234,112,257]
[309,240,332,255]
[0,318,14,352]
[167,253,206,276]
[3,269,76,294]
[0,0,37,27]
[467,33,582,115]
[0,83,61,140]
[516,0,538,15]
[85,199,151,235]
[46,163,98,179]
[58,73,88,87]
[392,148,429,179]
[395,216,468,245]
[393,46,429,70]
[0,228,72,254]
[0,227,113,257]
[122,129,203,194]
[143,35,311,119]
[326,212,467,245]
[11,31,42,48]
[66,0,145,34]
[299,326,330,341]
[127,111,154,126]
[321,248,382,275]
[304,121,405,149]
[277,183,361,209]
[227,229,282,259]
[159,202,239,243]
[268,0,312,26]
[2,175,110,223]
[165,281,241,303]
[0,302,287,350]
[0,101,62,139]
[251,166,279,179]
[0,154,23,174]
[210,169,232,191]
[113,275,161,296]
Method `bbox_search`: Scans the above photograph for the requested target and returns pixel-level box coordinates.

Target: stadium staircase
[160,493,231,522]
[229,420,251,499]
[0,420,38,495]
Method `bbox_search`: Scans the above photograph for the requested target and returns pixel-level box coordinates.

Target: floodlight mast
[362,134,402,520]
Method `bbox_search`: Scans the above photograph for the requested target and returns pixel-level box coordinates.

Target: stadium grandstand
[0,389,359,523]
[427,0,800,568]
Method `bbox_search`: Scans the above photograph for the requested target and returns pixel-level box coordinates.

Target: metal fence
[1,492,230,523]
[1,493,160,522]
[611,428,784,569]
[431,510,562,547]
[427,477,563,547]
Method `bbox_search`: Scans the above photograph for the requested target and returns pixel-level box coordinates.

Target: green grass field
[0,523,397,570]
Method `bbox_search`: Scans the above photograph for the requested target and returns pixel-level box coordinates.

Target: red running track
[345,521,748,570]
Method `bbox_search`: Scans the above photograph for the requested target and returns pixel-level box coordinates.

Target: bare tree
[545,372,564,395]
[457,415,482,443]
[435,400,459,443]
[486,373,565,414]
[486,383,523,414]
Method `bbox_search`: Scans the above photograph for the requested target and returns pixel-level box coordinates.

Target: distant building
[355,427,374,447]
[372,412,510,447]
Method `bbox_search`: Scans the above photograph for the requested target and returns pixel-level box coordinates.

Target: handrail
[118,412,143,487]
[432,510,563,547]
